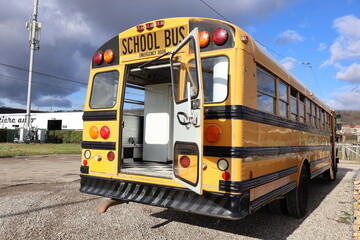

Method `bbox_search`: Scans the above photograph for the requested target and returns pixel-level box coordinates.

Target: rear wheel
[324,158,337,181]
[286,165,309,218]
[268,198,287,215]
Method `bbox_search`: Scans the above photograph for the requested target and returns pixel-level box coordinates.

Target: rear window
[90,71,119,109]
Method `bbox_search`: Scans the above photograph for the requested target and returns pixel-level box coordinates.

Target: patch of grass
[0,143,81,157]
[337,211,352,224]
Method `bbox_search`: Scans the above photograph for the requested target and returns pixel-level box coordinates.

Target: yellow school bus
[80,17,338,219]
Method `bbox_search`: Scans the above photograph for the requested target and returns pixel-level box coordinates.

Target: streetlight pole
[25,0,41,141]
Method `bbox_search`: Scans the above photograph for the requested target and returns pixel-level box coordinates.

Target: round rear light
[180,156,190,168]
[199,31,210,48]
[212,28,228,46]
[83,160,88,166]
[93,51,103,65]
[107,151,115,161]
[100,126,110,139]
[205,125,221,143]
[84,150,91,159]
[222,172,230,180]
[217,159,229,171]
[104,49,114,63]
[89,126,99,139]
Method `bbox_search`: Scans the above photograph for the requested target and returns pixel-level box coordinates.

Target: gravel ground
[0,155,358,240]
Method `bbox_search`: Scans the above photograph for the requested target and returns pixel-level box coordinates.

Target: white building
[0,112,83,130]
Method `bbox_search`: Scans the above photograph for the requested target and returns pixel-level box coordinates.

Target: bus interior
[120,61,175,178]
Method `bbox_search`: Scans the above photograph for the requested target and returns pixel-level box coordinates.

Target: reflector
[205,125,221,143]
[222,171,230,180]
[180,156,190,168]
[107,151,115,161]
[212,28,228,46]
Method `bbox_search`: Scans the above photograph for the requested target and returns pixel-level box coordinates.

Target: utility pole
[25,0,41,141]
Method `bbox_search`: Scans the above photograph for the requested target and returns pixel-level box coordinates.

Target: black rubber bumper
[80,174,250,219]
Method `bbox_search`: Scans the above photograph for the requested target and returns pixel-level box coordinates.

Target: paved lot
[0,155,358,239]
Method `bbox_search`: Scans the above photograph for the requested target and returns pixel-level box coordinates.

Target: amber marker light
[89,126,99,139]
[199,31,210,48]
[205,125,221,143]
[104,49,114,63]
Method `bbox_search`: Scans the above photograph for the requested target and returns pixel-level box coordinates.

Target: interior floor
[121,159,173,178]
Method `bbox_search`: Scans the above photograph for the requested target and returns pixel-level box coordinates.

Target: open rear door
[170,28,203,195]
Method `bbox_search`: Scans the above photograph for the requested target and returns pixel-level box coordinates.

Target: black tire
[323,160,337,181]
[268,198,288,215]
[286,165,309,218]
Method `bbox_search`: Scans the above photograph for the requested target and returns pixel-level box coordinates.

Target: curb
[353,168,360,239]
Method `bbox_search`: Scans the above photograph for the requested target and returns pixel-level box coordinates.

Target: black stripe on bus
[310,156,331,167]
[219,166,298,193]
[204,145,332,158]
[311,165,330,179]
[204,105,332,136]
[81,141,116,150]
[83,110,117,121]
[249,181,296,213]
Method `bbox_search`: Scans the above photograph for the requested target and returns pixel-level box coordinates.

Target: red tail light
[212,28,228,46]
[93,51,103,65]
[100,126,110,139]
[83,160,88,166]
[180,156,190,168]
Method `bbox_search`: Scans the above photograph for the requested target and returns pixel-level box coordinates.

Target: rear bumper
[80,174,250,219]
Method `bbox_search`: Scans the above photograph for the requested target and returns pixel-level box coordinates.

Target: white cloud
[336,63,360,83]
[326,86,360,110]
[276,30,304,44]
[322,15,360,67]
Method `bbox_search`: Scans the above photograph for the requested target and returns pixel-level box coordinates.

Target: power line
[0,62,87,86]
[199,0,231,23]
[0,74,85,92]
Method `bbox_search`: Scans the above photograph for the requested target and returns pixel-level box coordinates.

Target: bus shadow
[151,166,353,239]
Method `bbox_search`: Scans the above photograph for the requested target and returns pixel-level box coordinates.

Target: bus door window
[256,66,276,114]
[90,71,119,109]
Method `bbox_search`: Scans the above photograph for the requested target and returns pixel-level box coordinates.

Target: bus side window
[299,94,305,123]
[202,56,229,103]
[290,88,298,121]
[306,98,311,125]
[278,81,288,118]
[257,66,276,114]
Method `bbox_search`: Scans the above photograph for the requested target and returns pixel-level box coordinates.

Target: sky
[0,0,359,111]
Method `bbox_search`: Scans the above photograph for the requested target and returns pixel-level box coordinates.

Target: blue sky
[0,0,359,111]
